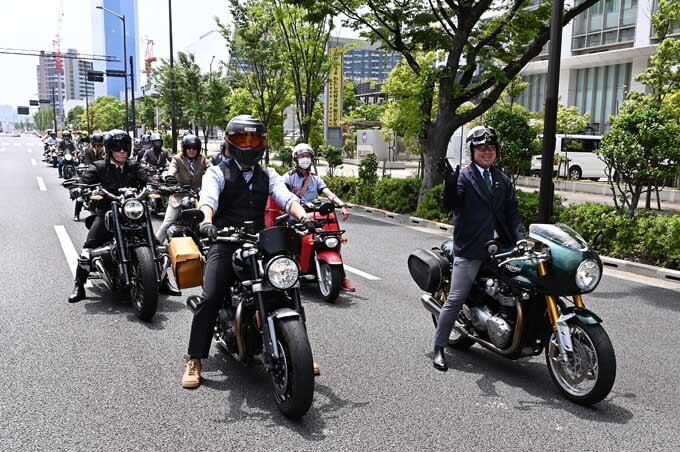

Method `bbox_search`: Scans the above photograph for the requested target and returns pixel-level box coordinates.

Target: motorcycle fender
[84,214,97,230]
[561,306,602,325]
[267,308,301,359]
[315,250,343,265]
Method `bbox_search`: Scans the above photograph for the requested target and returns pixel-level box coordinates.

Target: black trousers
[74,200,84,217]
[75,214,114,284]
[187,242,237,359]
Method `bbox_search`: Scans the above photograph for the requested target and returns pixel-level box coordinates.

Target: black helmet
[466,126,498,152]
[225,115,267,167]
[91,132,104,145]
[150,132,162,150]
[181,134,202,155]
[103,129,132,158]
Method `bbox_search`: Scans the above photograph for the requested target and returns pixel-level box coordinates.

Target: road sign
[17,106,30,115]
[39,99,51,104]
[87,70,104,82]
[29,100,39,106]
[105,69,127,78]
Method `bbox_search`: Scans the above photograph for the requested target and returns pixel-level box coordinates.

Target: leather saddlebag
[168,237,203,289]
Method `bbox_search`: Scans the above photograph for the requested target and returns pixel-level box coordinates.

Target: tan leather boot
[313,362,321,377]
[181,359,202,389]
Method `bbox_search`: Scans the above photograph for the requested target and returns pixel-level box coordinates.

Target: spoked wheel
[63,165,76,179]
[546,318,616,405]
[129,246,159,322]
[271,319,314,420]
[317,261,341,302]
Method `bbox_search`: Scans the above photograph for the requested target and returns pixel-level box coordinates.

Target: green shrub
[274,147,293,168]
[324,176,357,203]
[414,184,450,223]
[373,178,421,213]
[356,153,379,205]
[319,145,343,176]
[267,164,288,176]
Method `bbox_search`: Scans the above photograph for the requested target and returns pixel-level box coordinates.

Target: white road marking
[344,264,381,281]
[36,176,47,191]
[27,148,32,153]
[14,142,21,146]
[31,158,36,166]
[54,225,92,288]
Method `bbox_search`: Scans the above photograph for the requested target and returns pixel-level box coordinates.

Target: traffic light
[87,70,104,82]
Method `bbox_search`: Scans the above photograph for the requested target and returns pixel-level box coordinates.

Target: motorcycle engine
[465,278,518,349]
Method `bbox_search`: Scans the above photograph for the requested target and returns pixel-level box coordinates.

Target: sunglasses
[111,148,129,153]
[227,132,267,149]
[185,146,199,150]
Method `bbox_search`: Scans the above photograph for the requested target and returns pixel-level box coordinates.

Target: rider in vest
[142,132,170,169]
[180,115,317,389]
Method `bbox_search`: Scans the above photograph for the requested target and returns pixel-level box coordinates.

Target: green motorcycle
[408,223,616,405]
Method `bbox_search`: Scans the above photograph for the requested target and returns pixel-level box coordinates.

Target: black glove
[437,158,460,186]
[199,223,218,239]
[301,217,319,234]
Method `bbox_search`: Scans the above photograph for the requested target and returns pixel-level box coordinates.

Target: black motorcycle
[187,222,315,420]
[80,184,164,321]
[143,164,169,215]
[62,150,79,179]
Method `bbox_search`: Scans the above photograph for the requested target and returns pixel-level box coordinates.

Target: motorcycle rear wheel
[130,246,159,322]
[317,261,341,302]
[546,318,616,405]
[271,319,314,420]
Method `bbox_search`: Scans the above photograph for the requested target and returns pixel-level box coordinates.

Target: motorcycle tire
[63,165,75,179]
[317,261,341,302]
[545,318,616,405]
[271,319,314,420]
[431,314,475,350]
[130,246,159,322]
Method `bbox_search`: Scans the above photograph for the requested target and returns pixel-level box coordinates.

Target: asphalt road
[2,135,680,452]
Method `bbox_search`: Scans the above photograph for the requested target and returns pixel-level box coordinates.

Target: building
[518,0,679,134]
[36,53,66,120]
[328,36,402,83]
[63,49,95,102]
[91,0,141,100]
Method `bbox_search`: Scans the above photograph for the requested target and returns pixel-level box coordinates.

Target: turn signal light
[308,239,315,245]
[90,194,103,201]
[341,238,348,244]
[149,193,161,199]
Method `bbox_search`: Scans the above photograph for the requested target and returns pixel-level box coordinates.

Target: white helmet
[292,143,315,160]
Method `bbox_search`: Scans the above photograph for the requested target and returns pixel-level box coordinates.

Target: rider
[155,134,209,244]
[79,130,90,145]
[432,125,524,372]
[180,115,317,389]
[58,130,76,178]
[141,133,152,151]
[210,140,228,166]
[282,142,355,292]
[73,133,105,221]
[132,138,145,162]
[67,130,180,303]
[142,132,170,170]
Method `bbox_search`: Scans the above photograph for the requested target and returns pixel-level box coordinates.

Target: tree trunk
[645,181,652,210]
[629,184,643,218]
[417,120,458,206]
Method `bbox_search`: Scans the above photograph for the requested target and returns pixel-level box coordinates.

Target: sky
[0,0,359,108]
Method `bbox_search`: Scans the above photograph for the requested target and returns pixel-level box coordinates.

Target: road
[2,135,679,452]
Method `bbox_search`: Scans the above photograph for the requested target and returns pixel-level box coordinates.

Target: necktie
[188,159,195,177]
[483,169,492,193]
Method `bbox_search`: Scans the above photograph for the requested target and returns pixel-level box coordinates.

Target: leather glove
[199,223,218,239]
[301,216,319,234]
[437,158,460,186]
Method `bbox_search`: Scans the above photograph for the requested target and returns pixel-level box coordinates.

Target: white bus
[531,134,605,180]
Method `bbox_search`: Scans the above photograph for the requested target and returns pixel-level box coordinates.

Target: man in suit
[432,125,524,371]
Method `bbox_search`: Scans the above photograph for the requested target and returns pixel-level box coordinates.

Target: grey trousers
[433,256,483,348]
[156,204,181,243]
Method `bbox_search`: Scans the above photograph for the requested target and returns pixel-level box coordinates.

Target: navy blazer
[443,164,524,259]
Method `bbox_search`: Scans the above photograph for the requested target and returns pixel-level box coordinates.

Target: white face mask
[298,157,312,169]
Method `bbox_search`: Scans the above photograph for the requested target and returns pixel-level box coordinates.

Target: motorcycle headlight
[123,199,145,220]
[64,153,73,161]
[575,259,601,292]
[265,256,299,290]
[324,237,339,248]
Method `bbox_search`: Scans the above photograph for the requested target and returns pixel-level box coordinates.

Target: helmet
[134,138,142,148]
[219,140,228,155]
[141,134,150,144]
[466,126,498,152]
[225,115,267,167]
[62,130,72,139]
[103,129,132,158]
[81,131,89,138]
[150,132,163,150]
[181,134,202,155]
[46,129,53,135]
[292,143,314,160]
[91,133,104,145]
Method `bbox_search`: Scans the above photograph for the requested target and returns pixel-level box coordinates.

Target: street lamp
[97,5,129,135]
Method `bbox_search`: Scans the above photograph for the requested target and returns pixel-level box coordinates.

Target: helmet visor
[227,132,267,149]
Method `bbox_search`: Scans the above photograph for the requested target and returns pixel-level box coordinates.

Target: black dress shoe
[68,284,86,303]
[432,346,448,372]
[159,276,182,296]
[73,215,79,222]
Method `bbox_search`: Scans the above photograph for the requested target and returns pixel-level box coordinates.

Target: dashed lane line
[54,225,92,288]
[36,176,47,191]
[31,158,36,166]
[344,264,381,281]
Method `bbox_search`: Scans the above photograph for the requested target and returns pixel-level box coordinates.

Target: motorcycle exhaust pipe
[421,293,442,316]
[90,245,112,259]
[186,295,203,312]
[92,257,112,290]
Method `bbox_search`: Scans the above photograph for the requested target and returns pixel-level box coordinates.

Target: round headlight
[575,259,601,292]
[64,153,73,161]
[324,237,339,248]
[266,256,299,290]
[123,199,145,220]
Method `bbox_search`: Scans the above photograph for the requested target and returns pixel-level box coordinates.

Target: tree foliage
[34,107,54,131]
[66,106,84,130]
[343,79,357,115]
[83,96,125,131]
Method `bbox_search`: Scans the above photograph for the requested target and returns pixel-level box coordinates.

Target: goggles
[227,132,267,149]
[467,127,497,143]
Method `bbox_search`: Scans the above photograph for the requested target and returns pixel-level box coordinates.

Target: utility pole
[130,56,136,137]
[51,85,58,131]
[85,88,91,133]
[537,0,564,223]
[169,0,177,154]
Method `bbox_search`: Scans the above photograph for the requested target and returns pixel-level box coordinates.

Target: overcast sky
[0,0,232,107]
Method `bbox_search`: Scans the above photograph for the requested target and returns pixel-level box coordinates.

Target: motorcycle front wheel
[317,261,341,302]
[63,165,75,179]
[129,246,159,322]
[271,319,314,420]
[546,318,616,405]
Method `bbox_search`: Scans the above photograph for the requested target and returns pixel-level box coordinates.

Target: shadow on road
[199,350,369,441]
[592,285,680,313]
[299,284,367,309]
[434,347,635,425]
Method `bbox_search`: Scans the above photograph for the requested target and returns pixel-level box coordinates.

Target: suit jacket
[81,159,149,213]
[167,154,209,208]
[443,163,524,259]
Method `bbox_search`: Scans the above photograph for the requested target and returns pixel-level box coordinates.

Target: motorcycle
[63,179,95,218]
[186,222,315,420]
[408,223,616,405]
[273,199,347,302]
[143,164,170,215]
[62,151,79,179]
[77,183,165,321]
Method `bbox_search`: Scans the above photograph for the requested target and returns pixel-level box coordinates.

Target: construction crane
[54,0,64,74]
[144,37,157,89]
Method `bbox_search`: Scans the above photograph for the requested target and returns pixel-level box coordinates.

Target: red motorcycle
[266,197,348,302]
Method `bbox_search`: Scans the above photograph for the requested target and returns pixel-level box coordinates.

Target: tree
[504,76,529,108]
[34,107,54,131]
[350,103,385,122]
[153,60,189,129]
[138,95,159,129]
[600,98,680,218]
[318,0,600,206]
[66,106,84,130]
[84,96,126,131]
[343,79,357,115]
[227,87,257,119]
[273,0,333,142]
[531,105,591,134]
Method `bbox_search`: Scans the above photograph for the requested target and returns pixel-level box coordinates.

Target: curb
[346,203,680,285]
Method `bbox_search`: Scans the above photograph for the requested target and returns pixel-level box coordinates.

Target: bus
[531,134,605,180]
